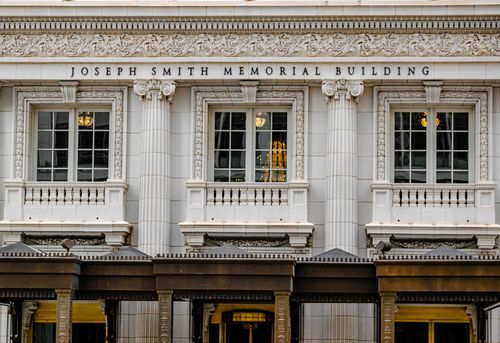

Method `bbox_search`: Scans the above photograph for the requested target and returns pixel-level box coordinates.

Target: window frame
[208,106,292,183]
[32,106,114,182]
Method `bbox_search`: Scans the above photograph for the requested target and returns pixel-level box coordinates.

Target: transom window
[393,109,471,184]
[212,109,288,182]
[35,109,110,182]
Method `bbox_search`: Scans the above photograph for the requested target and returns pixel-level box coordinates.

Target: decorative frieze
[2,33,499,58]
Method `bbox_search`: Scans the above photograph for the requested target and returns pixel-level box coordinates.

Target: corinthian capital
[322,80,364,103]
[133,79,176,102]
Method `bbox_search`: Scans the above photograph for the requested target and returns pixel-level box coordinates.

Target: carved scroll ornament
[1,33,499,58]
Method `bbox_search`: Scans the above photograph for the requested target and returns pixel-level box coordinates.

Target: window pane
[272,112,287,130]
[230,170,245,182]
[231,151,245,168]
[453,152,468,169]
[78,151,93,168]
[214,169,229,182]
[411,132,426,150]
[214,132,229,149]
[272,132,287,146]
[38,131,52,149]
[411,112,426,130]
[37,150,52,168]
[53,169,68,181]
[395,112,410,130]
[395,322,429,343]
[394,171,409,183]
[411,152,426,168]
[256,132,270,149]
[453,132,468,150]
[453,172,468,183]
[256,151,270,168]
[78,112,94,129]
[255,112,270,130]
[231,132,245,149]
[437,112,451,130]
[395,152,409,169]
[411,171,426,183]
[94,151,108,168]
[437,171,452,183]
[53,151,68,168]
[231,112,246,130]
[394,132,409,150]
[255,170,270,182]
[434,323,469,343]
[77,169,93,181]
[37,169,51,181]
[272,170,287,182]
[215,112,230,130]
[54,131,69,149]
[94,112,110,130]
[214,151,229,168]
[38,112,52,129]
[54,112,69,129]
[436,132,451,150]
[78,131,93,149]
[94,132,109,149]
[93,169,108,182]
[437,152,451,169]
[453,113,469,130]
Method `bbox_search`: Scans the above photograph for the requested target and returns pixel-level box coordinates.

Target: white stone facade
[0,1,499,342]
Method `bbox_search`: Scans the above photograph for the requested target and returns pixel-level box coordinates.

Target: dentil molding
[1,33,499,58]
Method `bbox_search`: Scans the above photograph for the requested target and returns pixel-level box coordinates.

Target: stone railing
[2,180,128,222]
[205,183,288,206]
[391,184,476,208]
[24,182,106,205]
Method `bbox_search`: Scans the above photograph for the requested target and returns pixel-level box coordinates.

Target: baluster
[430,188,440,207]
[280,188,288,205]
[392,188,401,207]
[416,189,425,207]
[206,187,215,205]
[238,188,247,206]
[255,187,264,205]
[247,187,256,206]
[41,187,49,205]
[409,189,417,207]
[57,186,65,204]
[271,188,280,205]
[25,187,33,205]
[442,189,450,206]
[458,189,466,207]
[89,187,97,204]
[215,187,223,205]
[48,186,57,204]
[96,187,105,204]
[449,189,458,207]
[468,189,475,207]
[264,188,272,206]
[33,187,42,204]
[400,189,409,206]
[223,187,231,206]
[80,187,89,205]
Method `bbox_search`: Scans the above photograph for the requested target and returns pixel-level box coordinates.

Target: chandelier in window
[419,112,441,128]
[78,112,94,127]
[255,111,266,128]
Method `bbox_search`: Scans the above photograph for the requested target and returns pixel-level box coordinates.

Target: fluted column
[322,80,363,343]
[134,79,176,256]
[322,79,364,254]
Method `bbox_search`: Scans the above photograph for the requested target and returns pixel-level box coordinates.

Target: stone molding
[59,81,79,104]
[14,86,127,180]
[1,16,499,34]
[133,79,176,102]
[375,86,491,182]
[192,86,307,181]
[322,79,364,103]
[1,33,500,58]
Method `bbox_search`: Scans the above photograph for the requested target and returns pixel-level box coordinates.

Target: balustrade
[24,183,106,205]
[205,183,288,206]
[391,185,475,208]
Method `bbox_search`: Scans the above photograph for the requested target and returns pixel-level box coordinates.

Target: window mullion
[247,109,253,183]
[69,108,76,182]
[428,108,435,184]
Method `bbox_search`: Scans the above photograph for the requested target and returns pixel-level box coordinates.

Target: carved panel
[1,33,500,58]
[14,87,127,180]
[192,86,306,181]
[55,289,73,343]
[158,290,174,343]
[381,292,397,343]
[274,292,290,343]
[376,87,490,182]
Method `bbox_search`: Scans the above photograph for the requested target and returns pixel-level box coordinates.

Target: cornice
[0,16,499,34]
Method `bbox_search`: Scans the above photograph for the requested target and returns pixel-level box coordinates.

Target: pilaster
[380,292,397,343]
[55,289,73,343]
[158,290,174,343]
[274,291,291,343]
[322,79,364,254]
[134,79,176,255]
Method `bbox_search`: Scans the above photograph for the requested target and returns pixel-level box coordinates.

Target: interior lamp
[78,112,94,127]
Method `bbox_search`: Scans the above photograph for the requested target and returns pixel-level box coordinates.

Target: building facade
[0,0,499,342]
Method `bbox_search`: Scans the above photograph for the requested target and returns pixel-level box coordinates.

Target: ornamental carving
[192,87,306,181]
[134,79,176,102]
[322,79,364,102]
[376,87,490,182]
[1,33,500,58]
[14,87,127,180]
[158,290,174,343]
